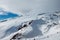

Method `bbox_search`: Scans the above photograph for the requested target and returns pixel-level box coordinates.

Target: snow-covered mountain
[0,10,60,40]
[0,0,60,40]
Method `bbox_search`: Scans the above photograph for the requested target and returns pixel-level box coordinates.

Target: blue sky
[0,0,60,20]
[0,12,19,20]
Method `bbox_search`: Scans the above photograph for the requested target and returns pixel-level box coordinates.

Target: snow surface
[0,0,60,40]
[0,10,60,40]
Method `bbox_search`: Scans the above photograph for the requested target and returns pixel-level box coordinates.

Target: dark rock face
[10,20,33,40]
[18,20,33,30]
[24,19,45,38]
[10,19,46,39]
[10,33,22,40]
[10,11,60,40]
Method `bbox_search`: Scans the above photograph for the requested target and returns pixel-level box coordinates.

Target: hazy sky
[0,0,60,15]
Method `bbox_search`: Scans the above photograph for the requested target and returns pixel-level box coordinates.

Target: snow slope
[0,10,60,40]
[0,0,60,40]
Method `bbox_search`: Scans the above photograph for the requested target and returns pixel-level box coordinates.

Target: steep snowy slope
[0,11,60,40]
[0,0,60,40]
